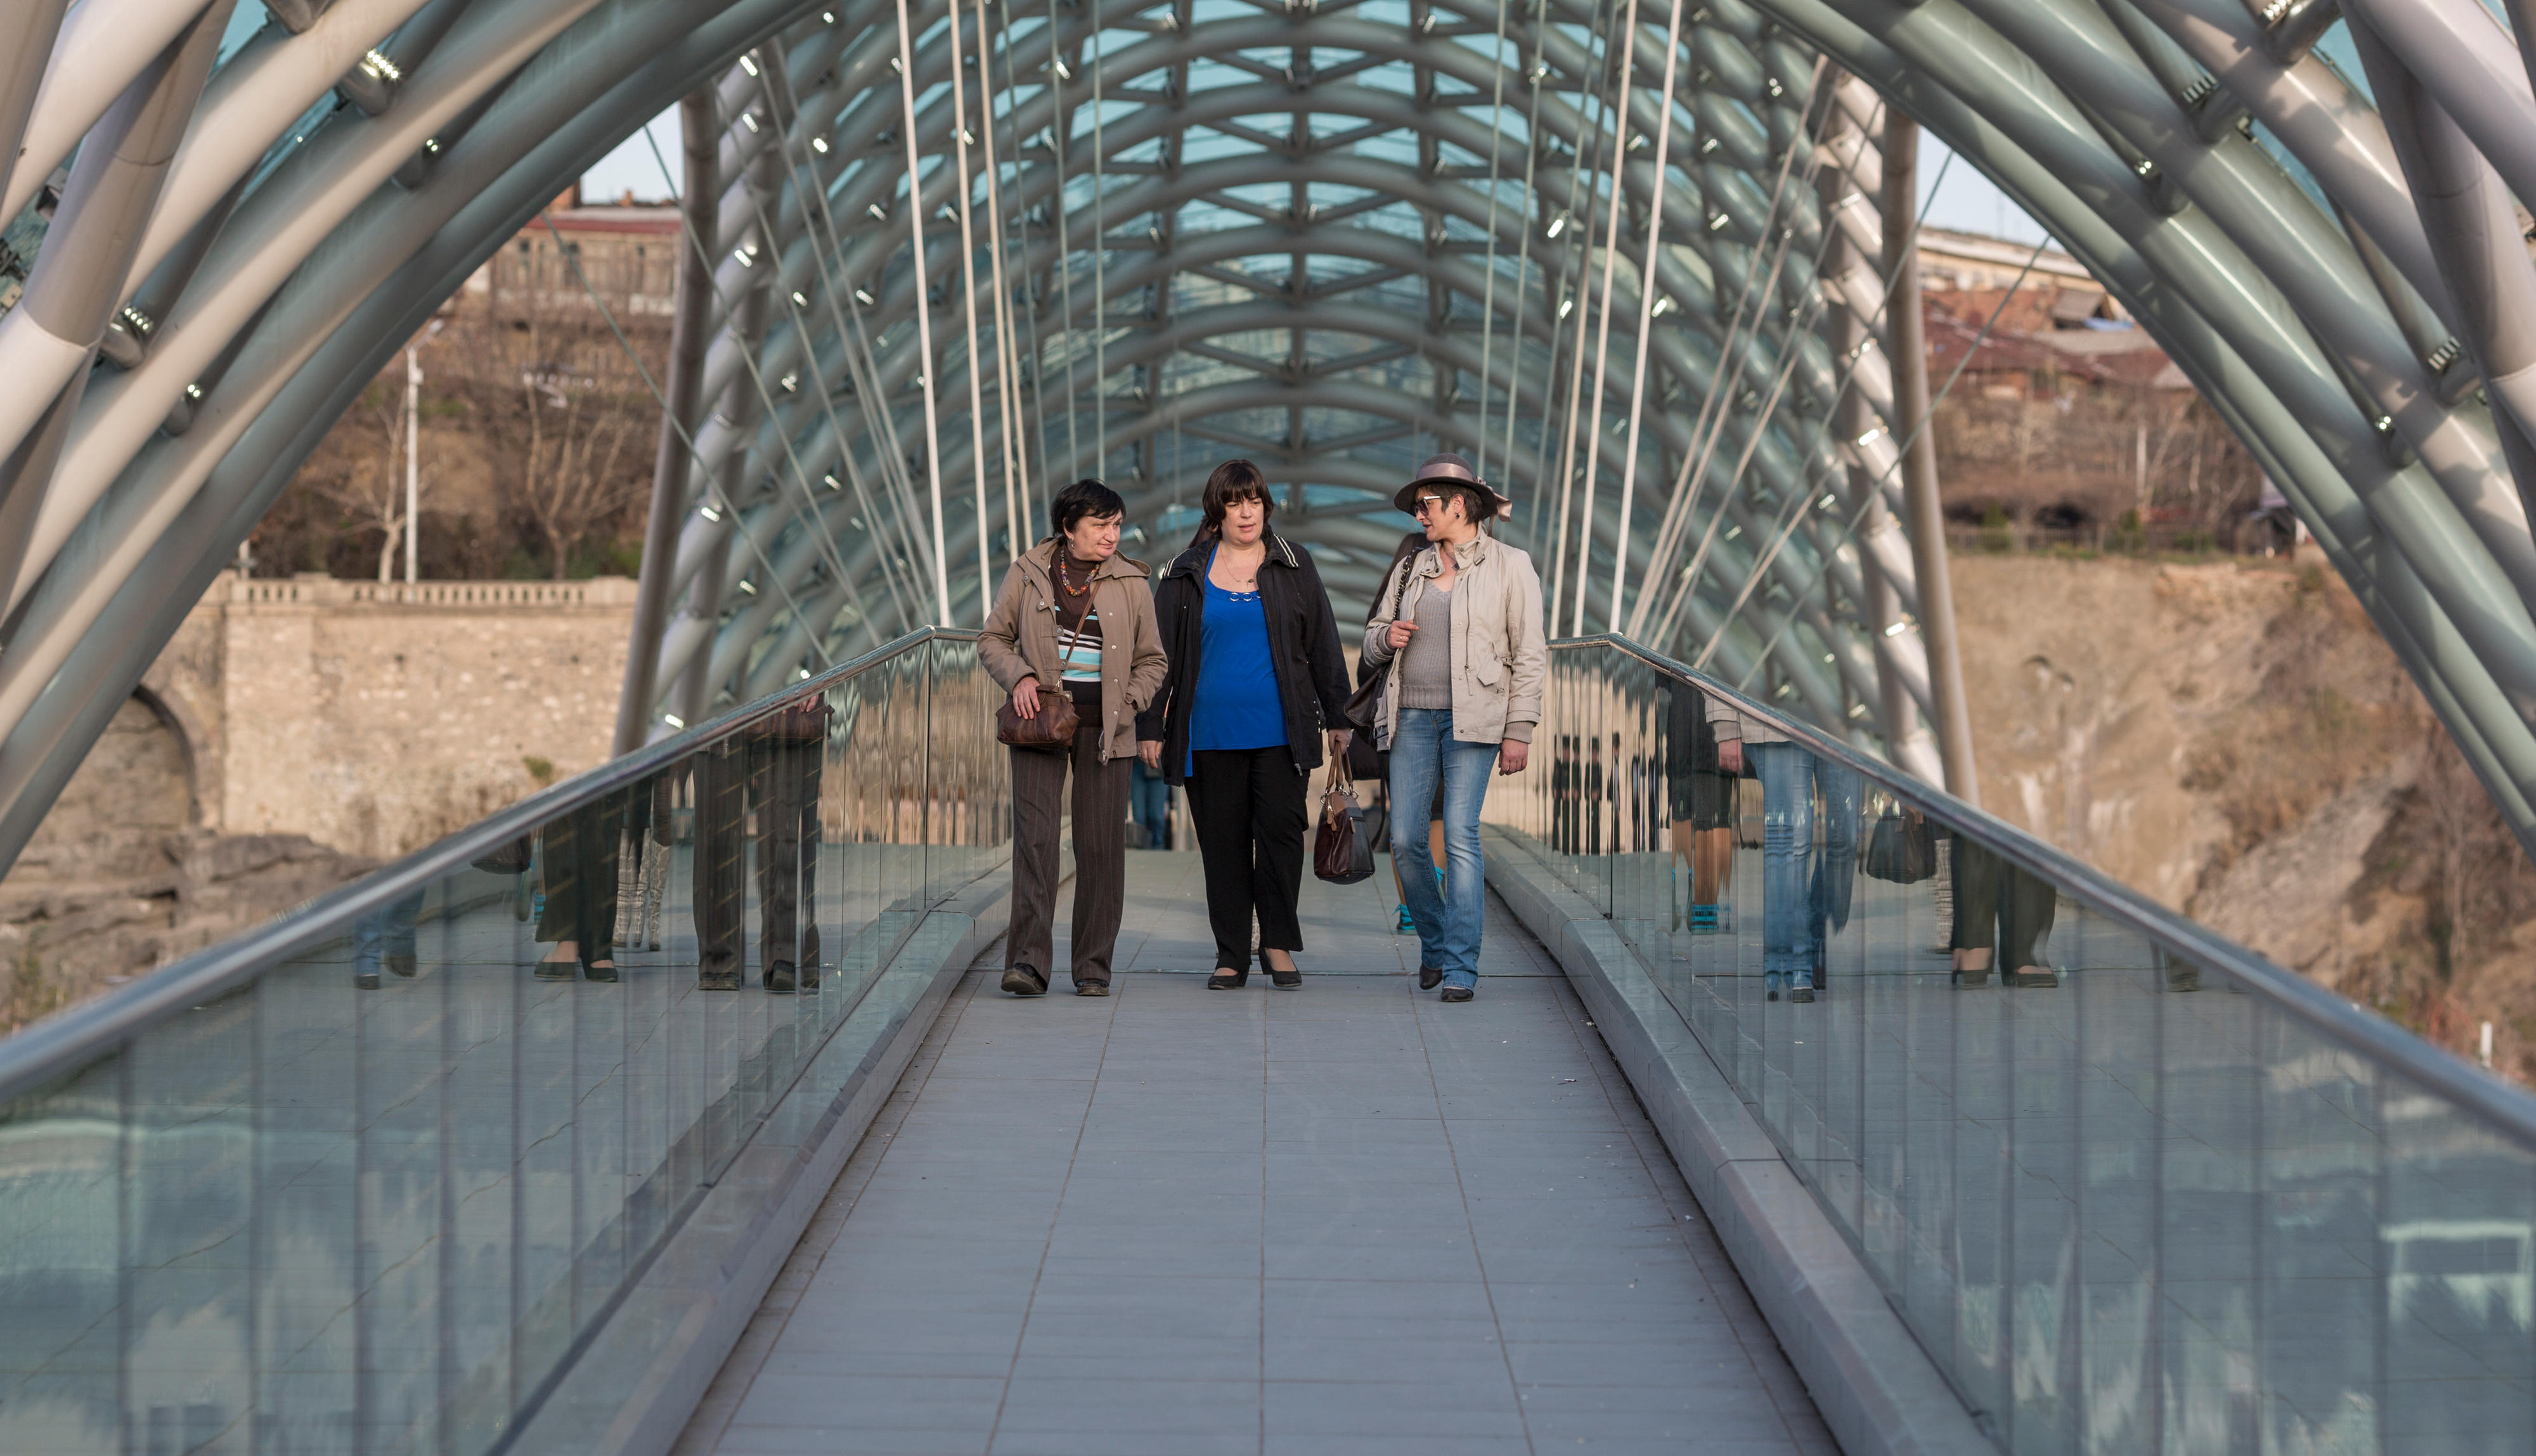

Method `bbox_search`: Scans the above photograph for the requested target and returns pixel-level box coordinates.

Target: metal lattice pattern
[6,0,2536,865]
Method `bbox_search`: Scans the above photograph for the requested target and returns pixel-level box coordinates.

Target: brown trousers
[1008,712,1130,987]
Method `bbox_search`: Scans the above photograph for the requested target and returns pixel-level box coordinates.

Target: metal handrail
[0,626,976,1107]
[1559,631,2536,1155]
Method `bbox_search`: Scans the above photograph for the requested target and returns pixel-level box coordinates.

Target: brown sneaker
[1073,980,1110,996]
[1001,967,1049,996]
[698,970,742,991]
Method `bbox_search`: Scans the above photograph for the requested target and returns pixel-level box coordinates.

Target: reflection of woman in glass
[1665,682,1736,934]
[1711,701,1858,1003]
[534,790,626,982]
[1951,837,2059,988]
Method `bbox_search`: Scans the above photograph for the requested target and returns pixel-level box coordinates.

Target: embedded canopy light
[1819,493,1838,509]
[868,203,888,221]
[359,48,402,82]
[734,243,758,266]
[740,112,760,133]
[700,505,723,521]
[1884,621,1907,637]
[739,55,760,76]
[1650,297,1672,317]
[853,288,875,305]
[663,714,686,729]
[812,136,831,154]
[822,9,834,19]
[1053,59,1072,80]
[792,290,809,306]
[1556,296,1574,319]
[824,473,842,489]
[799,668,813,680]
[1545,211,1569,238]
[737,579,758,594]
[780,373,799,392]
[1854,427,1884,447]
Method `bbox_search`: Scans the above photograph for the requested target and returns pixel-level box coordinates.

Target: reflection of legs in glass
[1951,836,1998,987]
[693,745,748,991]
[1951,840,2059,988]
[752,729,823,993]
[353,889,425,990]
[1672,768,1737,934]
[1752,744,1815,1001]
[1805,759,1861,993]
[537,795,625,981]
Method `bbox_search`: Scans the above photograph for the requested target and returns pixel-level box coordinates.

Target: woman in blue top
[1138,461,1354,989]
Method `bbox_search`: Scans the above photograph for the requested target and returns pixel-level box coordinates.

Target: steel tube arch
[7,0,2536,872]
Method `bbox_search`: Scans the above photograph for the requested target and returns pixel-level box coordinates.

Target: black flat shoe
[533,959,576,981]
[583,962,619,984]
[763,960,796,994]
[1205,968,1247,989]
[1001,967,1048,996]
[1271,967,1301,989]
[1439,984,1474,1003]
[1418,965,1443,991]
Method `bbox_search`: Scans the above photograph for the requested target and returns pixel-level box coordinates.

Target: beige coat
[1361,533,1547,748]
[979,541,1168,763]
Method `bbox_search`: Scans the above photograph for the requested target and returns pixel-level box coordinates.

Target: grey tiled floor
[673,851,1834,1455]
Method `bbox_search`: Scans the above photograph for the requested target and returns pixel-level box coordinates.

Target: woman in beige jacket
[1360,453,1547,1002]
[978,480,1168,996]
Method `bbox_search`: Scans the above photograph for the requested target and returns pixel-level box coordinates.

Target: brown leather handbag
[1313,764,1376,885]
[997,686,1080,749]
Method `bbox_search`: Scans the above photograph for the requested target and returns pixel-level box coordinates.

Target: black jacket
[1137,529,1353,785]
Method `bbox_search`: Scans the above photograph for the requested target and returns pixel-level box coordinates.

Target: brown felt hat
[1393,453,1512,519]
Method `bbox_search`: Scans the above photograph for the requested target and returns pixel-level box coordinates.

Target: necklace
[1211,542,1261,592]
[1055,553,1094,596]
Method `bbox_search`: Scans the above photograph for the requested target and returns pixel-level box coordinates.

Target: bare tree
[299,371,432,579]
[463,237,657,578]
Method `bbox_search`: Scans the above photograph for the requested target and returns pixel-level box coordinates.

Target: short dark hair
[1050,479,1126,538]
[1199,459,1273,539]
[1421,482,1485,527]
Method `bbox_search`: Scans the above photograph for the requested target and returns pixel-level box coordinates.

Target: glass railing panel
[1499,636,2536,1455]
[2257,1002,2379,1453]
[0,629,1000,1456]
[2073,922,2160,1455]
[2382,1071,2536,1452]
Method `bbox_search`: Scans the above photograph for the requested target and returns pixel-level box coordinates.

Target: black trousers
[537,793,625,962]
[1187,745,1309,974]
[693,731,825,986]
[1951,838,2056,971]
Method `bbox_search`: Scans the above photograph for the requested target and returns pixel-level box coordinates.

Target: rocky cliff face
[1951,551,2536,1074]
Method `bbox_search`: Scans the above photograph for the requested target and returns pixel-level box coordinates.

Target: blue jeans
[1389,708,1499,988]
[354,889,426,977]
[1129,758,1172,849]
[1750,744,1860,988]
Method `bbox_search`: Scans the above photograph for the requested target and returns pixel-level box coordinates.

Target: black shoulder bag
[1342,555,1418,735]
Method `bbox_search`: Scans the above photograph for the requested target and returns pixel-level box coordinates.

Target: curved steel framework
[5,0,2536,865]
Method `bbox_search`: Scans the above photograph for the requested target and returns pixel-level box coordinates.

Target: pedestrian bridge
[4,627,2530,1456]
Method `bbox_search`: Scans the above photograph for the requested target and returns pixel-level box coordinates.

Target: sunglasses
[1413,495,1451,517]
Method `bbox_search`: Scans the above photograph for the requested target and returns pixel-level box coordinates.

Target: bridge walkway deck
[670,851,1835,1456]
